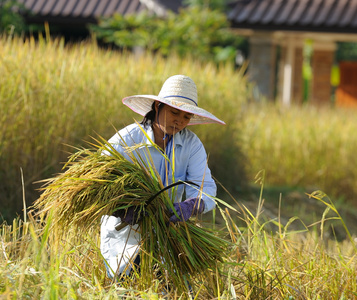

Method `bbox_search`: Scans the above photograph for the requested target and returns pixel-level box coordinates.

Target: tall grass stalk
[308,190,357,252]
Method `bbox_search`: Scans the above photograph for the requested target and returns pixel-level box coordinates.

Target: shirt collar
[172,130,183,147]
[145,125,155,145]
[145,125,184,147]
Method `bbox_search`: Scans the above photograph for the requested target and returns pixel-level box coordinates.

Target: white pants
[100,215,140,277]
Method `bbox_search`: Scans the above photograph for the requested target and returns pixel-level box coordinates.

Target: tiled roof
[16,0,357,33]
[17,0,182,24]
[227,0,357,33]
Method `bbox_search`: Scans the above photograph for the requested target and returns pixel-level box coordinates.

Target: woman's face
[154,101,193,135]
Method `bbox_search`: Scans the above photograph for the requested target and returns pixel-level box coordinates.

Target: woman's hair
[141,102,164,126]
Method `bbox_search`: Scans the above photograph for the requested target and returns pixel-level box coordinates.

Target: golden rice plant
[32,133,231,293]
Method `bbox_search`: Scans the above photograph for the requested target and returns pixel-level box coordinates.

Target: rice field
[1,34,357,298]
[240,103,357,202]
[1,187,356,299]
[0,34,247,220]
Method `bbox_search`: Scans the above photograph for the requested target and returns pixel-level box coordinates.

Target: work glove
[113,206,143,225]
[169,198,205,223]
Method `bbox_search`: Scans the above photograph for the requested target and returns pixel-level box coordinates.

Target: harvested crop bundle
[33,136,230,288]
[33,138,161,231]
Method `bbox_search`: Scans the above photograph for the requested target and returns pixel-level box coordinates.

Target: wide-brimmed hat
[122,75,225,125]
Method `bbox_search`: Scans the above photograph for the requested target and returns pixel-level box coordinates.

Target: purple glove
[169,198,205,223]
[114,206,143,225]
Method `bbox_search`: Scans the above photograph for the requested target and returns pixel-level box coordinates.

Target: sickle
[115,180,199,231]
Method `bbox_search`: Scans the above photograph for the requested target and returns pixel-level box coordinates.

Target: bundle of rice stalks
[33,138,158,231]
[33,135,231,291]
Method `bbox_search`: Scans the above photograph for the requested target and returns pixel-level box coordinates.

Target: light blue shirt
[107,123,216,213]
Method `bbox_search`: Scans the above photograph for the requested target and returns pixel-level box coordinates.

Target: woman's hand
[169,198,205,223]
[113,206,143,225]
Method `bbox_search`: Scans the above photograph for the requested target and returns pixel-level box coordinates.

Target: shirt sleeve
[184,136,217,213]
[104,124,141,161]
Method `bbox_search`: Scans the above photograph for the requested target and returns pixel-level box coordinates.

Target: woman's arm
[184,135,217,213]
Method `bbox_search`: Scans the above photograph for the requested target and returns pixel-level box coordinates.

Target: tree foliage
[183,0,228,11]
[90,5,245,64]
[0,0,25,34]
[336,42,357,62]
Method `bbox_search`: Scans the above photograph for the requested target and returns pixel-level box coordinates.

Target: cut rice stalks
[32,134,231,291]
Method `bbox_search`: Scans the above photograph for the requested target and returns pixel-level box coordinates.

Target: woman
[100,75,225,278]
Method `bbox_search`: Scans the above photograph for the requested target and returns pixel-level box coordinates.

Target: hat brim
[122,95,225,125]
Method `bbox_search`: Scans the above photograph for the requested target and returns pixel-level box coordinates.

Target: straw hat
[122,75,225,125]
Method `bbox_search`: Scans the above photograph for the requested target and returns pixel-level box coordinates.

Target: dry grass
[1,185,357,299]
[240,103,357,201]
